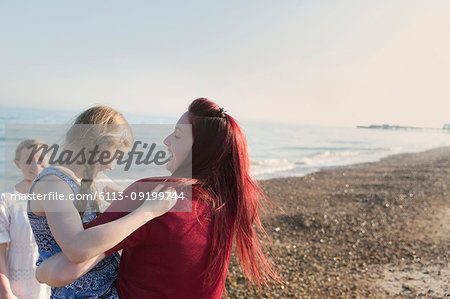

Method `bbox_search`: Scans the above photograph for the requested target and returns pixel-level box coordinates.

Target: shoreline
[226,147,450,298]
[256,146,450,183]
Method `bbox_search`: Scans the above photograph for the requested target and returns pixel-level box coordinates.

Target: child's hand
[135,184,178,220]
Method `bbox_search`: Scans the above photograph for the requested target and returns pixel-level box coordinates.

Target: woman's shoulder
[124,176,172,192]
[122,177,213,215]
[168,187,213,222]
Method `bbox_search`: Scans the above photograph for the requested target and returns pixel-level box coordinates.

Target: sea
[1,106,450,189]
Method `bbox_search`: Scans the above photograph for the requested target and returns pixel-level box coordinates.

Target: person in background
[0,139,51,299]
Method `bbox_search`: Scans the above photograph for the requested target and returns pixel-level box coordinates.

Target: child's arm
[33,176,175,264]
[95,172,126,203]
[0,243,17,299]
[0,196,16,299]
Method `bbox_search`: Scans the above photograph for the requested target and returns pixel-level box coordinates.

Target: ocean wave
[300,150,365,166]
[279,146,391,152]
[250,159,297,176]
[251,149,390,179]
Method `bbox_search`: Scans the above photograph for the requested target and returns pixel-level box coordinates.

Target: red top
[85,178,233,299]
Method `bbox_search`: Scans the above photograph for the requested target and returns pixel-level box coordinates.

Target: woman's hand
[134,184,178,220]
[36,252,106,287]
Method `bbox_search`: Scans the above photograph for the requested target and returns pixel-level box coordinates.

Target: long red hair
[185,98,278,289]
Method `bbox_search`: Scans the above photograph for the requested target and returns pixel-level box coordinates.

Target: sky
[0,0,449,127]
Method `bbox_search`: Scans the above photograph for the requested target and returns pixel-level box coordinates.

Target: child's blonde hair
[15,139,48,161]
[66,105,134,219]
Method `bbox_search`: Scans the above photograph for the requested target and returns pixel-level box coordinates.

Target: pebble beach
[225,147,450,298]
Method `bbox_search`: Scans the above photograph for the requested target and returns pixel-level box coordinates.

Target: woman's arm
[33,177,175,264]
[37,201,134,287]
[35,252,105,287]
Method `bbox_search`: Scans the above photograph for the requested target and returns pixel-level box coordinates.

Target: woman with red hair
[37,98,278,298]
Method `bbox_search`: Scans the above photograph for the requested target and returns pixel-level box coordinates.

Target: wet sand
[225,147,450,298]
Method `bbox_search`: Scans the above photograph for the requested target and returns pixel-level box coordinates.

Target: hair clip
[120,130,127,143]
[217,107,226,117]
